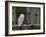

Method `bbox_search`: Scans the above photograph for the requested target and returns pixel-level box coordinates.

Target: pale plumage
[18,14,24,27]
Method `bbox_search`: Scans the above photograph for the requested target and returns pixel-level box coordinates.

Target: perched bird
[18,14,24,27]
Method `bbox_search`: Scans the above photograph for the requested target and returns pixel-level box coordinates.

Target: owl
[18,14,24,27]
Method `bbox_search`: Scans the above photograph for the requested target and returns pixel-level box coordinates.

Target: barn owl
[18,14,24,27]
